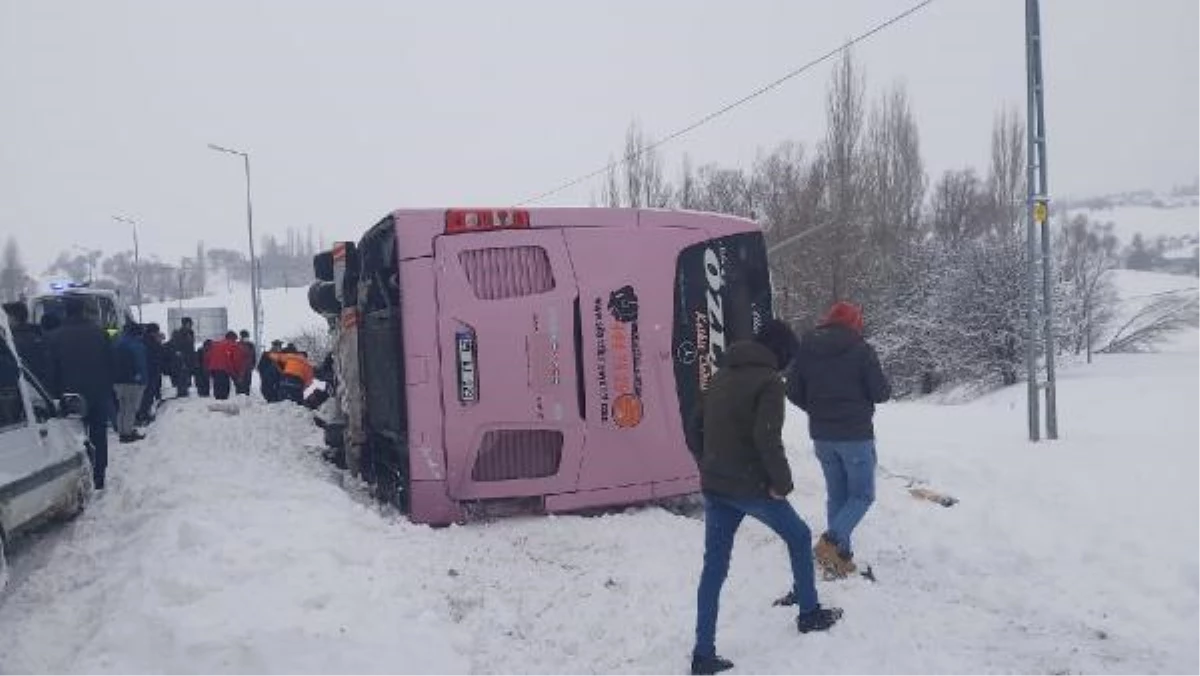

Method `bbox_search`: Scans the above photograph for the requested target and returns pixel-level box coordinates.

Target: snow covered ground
[1,296,1196,674]
[1075,203,1198,245]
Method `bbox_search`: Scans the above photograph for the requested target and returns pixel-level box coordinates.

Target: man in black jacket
[3,301,54,390]
[169,317,196,397]
[137,323,165,424]
[687,319,841,676]
[786,301,891,578]
[47,297,115,489]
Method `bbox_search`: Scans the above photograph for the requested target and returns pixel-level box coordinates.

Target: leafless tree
[930,168,987,245]
[986,106,1025,239]
[820,48,868,302]
[1101,293,1199,354]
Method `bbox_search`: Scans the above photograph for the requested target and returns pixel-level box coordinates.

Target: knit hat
[754,318,799,369]
[821,301,864,334]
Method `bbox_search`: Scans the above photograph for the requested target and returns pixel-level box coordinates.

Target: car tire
[63,454,95,520]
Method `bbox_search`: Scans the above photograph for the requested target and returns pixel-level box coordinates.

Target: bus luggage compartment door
[433,229,585,501]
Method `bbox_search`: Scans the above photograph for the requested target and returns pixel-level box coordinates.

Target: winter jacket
[143,334,164,382]
[273,353,315,387]
[10,322,55,391]
[170,327,197,366]
[238,341,256,377]
[786,324,891,441]
[113,334,149,385]
[205,339,247,376]
[688,340,793,499]
[47,316,115,405]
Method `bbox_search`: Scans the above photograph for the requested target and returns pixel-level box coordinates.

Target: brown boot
[813,534,843,577]
[815,534,858,579]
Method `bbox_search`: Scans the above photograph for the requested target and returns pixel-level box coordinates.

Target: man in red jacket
[205,332,247,401]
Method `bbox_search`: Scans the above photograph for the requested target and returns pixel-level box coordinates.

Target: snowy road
[1,334,1196,674]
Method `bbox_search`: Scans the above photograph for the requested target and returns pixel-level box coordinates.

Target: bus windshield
[672,231,774,450]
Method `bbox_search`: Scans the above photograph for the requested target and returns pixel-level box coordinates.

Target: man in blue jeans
[686,319,842,675]
[787,301,892,578]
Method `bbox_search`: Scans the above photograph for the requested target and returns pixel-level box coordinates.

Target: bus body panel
[355,208,768,525]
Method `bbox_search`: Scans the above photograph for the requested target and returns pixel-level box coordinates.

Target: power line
[518,0,936,206]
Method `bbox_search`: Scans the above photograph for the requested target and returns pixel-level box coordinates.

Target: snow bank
[3,336,1196,673]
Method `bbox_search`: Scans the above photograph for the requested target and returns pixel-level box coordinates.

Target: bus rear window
[672,232,773,451]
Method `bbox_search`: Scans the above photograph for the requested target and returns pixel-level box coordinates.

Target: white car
[0,313,93,589]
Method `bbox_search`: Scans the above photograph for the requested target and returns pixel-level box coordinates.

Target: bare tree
[930,169,987,245]
[820,48,867,302]
[863,83,926,255]
[1054,214,1120,360]
[986,106,1025,239]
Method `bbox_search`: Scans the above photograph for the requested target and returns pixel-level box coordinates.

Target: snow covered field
[1076,203,1198,245]
[1,289,1196,674]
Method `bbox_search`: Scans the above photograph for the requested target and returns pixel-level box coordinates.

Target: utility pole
[208,143,263,355]
[1025,0,1058,440]
[113,215,142,322]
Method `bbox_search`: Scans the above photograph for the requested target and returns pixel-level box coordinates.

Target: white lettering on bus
[703,246,727,371]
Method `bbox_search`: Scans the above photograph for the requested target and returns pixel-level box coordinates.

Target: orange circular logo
[612,394,644,428]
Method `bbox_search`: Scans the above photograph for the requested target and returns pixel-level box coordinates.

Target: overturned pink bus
[310,208,774,525]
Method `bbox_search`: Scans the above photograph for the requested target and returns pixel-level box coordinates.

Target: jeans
[813,439,877,557]
[114,383,144,436]
[694,492,819,659]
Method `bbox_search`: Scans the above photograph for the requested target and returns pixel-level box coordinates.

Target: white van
[0,313,93,588]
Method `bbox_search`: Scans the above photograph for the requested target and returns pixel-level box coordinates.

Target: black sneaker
[796,605,843,633]
[691,654,734,675]
[773,590,797,607]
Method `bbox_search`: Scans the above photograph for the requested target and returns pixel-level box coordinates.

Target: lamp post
[208,142,261,352]
[112,215,142,322]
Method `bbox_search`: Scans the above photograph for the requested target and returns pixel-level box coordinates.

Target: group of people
[687,300,891,675]
[2,299,319,492]
[166,317,256,401]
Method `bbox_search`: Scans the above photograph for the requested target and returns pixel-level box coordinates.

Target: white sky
[1,0,1197,270]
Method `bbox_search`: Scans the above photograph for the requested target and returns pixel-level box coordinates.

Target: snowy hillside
[0,274,1195,674]
[136,284,325,344]
[1074,203,1198,244]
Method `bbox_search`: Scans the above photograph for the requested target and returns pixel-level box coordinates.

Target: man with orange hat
[786,301,891,579]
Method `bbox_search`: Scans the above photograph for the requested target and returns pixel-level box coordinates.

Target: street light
[208,142,262,352]
[112,215,143,322]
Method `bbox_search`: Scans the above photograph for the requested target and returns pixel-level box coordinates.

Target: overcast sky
[1,0,1196,270]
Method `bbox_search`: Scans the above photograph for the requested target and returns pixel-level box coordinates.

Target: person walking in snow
[47,296,115,489]
[206,332,247,401]
[112,323,148,443]
[785,301,891,579]
[686,318,842,676]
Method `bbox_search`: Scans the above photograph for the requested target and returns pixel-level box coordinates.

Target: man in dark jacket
[112,323,147,443]
[169,317,196,397]
[786,301,891,579]
[137,323,165,424]
[235,330,255,396]
[687,318,841,676]
[47,297,115,489]
[3,301,55,390]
